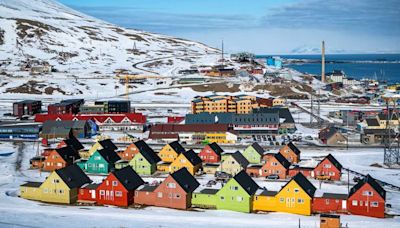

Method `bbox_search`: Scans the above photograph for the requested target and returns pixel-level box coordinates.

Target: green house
[243,142,265,164]
[128,140,161,175]
[82,148,120,174]
[215,170,259,213]
[192,189,218,209]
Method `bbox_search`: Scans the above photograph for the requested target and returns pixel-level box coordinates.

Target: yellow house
[170,149,202,175]
[156,162,171,172]
[218,151,249,176]
[253,190,278,212]
[254,173,316,215]
[158,141,186,163]
[205,132,237,144]
[20,164,91,204]
[84,139,118,159]
[273,97,286,106]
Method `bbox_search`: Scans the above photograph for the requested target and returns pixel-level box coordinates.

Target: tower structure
[382,94,400,166]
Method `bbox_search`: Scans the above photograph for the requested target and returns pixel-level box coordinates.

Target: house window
[157,192,163,198]
[272,162,278,166]
[115,191,122,197]
[43,188,48,193]
[59,189,64,194]
[352,200,357,206]
[175,194,181,199]
[371,202,379,207]
[294,188,299,193]
[362,191,373,196]
[297,198,304,204]
[99,164,105,168]
[329,172,334,176]
[323,164,331,168]
[360,201,363,206]
[180,159,186,163]
[95,156,101,160]
[237,196,243,202]
[100,190,105,196]
[230,186,238,191]
[325,199,330,205]
[52,179,60,184]
[112,181,118,186]
[167,183,176,188]
[220,196,225,201]
[135,191,138,196]
[279,197,284,203]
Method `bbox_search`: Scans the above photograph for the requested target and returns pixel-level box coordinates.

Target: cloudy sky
[60,0,400,54]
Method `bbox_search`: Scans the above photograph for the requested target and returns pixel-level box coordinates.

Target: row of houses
[20,164,387,218]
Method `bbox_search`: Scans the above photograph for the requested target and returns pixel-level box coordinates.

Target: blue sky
[60,0,400,54]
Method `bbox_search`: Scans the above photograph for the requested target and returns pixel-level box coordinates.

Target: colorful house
[218,151,249,176]
[192,189,219,209]
[215,170,259,213]
[42,145,80,172]
[247,153,290,179]
[312,193,348,214]
[85,139,118,159]
[81,148,120,174]
[198,142,223,163]
[78,183,100,202]
[128,140,161,175]
[253,189,278,212]
[273,172,316,215]
[119,140,152,161]
[319,127,347,145]
[170,149,202,175]
[134,168,200,210]
[279,142,301,164]
[347,175,386,218]
[243,142,265,164]
[158,141,186,163]
[20,164,91,204]
[314,154,342,181]
[96,166,144,207]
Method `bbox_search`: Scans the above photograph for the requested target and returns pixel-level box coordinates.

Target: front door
[342,200,347,209]
[91,190,96,199]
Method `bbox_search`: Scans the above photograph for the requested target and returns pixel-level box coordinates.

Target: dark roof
[63,136,84,151]
[255,107,295,124]
[349,174,386,200]
[322,193,348,200]
[21,182,42,187]
[55,164,91,189]
[134,140,160,164]
[319,127,343,140]
[97,148,121,164]
[322,154,343,171]
[233,170,259,195]
[183,149,202,166]
[42,120,88,134]
[282,172,316,198]
[98,139,118,151]
[171,168,200,193]
[259,190,278,197]
[112,166,144,191]
[251,142,265,155]
[320,214,340,219]
[200,188,219,195]
[274,153,291,169]
[231,151,249,168]
[137,185,158,192]
[169,141,186,154]
[366,118,380,127]
[204,163,220,167]
[378,113,398,121]
[81,183,100,190]
[363,128,394,135]
[56,145,80,163]
[30,156,45,161]
[287,142,301,155]
[208,142,224,156]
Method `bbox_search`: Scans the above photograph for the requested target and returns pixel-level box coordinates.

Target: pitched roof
[97,148,121,164]
[55,164,91,189]
[182,149,202,166]
[282,172,316,198]
[98,139,118,151]
[259,190,278,197]
[366,118,380,127]
[200,188,219,195]
[233,170,259,195]
[322,154,343,171]
[134,140,160,164]
[287,142,301,155]
[322,193,348,200]
[169,141,186,154]
[21,182,42,187]
[274,153,291,169]
[171,168,200,193]
[56,145,80,163]
[63,136,84,151]
[208,142,224,156]
[251,142,265,155]
[112,166,144,191]
[231,151,249,168]
[349,174,386,199]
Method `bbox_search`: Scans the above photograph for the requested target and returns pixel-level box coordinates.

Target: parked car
[266,174,279,180]
[215,171,232,181]
[206,180,217,187]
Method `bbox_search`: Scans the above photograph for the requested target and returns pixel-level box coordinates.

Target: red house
[134,168,200,210]
[347,175,386,218]
[78,183,100,202]
[198,142,223,163]
[288,167,314,178]
[96,167,144,207]
[312,193,348,214]
[314,154,342,181]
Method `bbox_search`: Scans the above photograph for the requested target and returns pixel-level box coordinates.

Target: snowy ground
[0,141,399,228]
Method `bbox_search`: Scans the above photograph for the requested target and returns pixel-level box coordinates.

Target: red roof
[167,116,185,124]
[35,113,146,124]
[150,123,231,133]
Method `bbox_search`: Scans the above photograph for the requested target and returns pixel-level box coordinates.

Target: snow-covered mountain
[0,0,219,75]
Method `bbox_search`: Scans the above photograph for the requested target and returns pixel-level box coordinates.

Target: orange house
[279,142,301,164]
[42,145,80,172]
[118,140,152,161]
[158,141,186,163]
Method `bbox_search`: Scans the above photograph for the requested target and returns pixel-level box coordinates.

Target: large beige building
[191,95,284,114]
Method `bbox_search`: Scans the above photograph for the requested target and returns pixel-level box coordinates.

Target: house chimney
[321,41,326,83]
